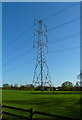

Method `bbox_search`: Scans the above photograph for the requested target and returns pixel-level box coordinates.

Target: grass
[0,89,2,104]
[2,90,81,119]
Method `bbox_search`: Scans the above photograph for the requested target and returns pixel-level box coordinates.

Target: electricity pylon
[32,19,53,91]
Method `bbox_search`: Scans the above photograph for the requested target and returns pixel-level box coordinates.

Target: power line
[16,25,33,40]
[3,31,80,59]
[3,23,78,56]
[3,32,80,63]
[48,16,80,32]
[3,25,33,49]
[48,46,80,53]
[3,46,80,73]
[44,3,78,21]
[3,58,35,74]
[48,32,80,44]
[3,7,80,56]
[3,48,33,66]
[3,36,33,59]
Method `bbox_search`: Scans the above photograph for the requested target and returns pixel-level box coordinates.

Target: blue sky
[2,2,80,87]
[0,2,2,87]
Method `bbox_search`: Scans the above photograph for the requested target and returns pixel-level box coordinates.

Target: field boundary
[2,105,80,120]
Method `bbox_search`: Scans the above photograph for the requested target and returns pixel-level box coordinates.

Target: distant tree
[26,84,34,88]
[61,81,74,91]
[13,84,18,89]
[20,85,25,90]
[14,84,18,87]
[3,84,10,88]
[10,84,13,89]
[77,72,82,87]
[76,81,80,87]
[61,81,74,87]
[77,71,82,80]
[35,86,41,90]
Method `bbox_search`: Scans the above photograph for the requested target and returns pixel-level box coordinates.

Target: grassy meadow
[2,90,81,119]
[0,89,2,104]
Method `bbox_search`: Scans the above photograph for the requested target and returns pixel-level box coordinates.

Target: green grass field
[2,90,81,119]
[0,89,2,104]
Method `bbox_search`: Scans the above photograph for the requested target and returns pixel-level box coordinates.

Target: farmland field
[2,90,81,120]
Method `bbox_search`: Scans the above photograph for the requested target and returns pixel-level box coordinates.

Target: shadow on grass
[2,116,81,120]
[23,91,80,95]
[4,98,66,106]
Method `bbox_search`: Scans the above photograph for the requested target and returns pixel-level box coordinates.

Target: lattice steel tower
[32,19,53,91]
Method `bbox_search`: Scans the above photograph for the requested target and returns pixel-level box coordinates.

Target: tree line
[2,81,81,91]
